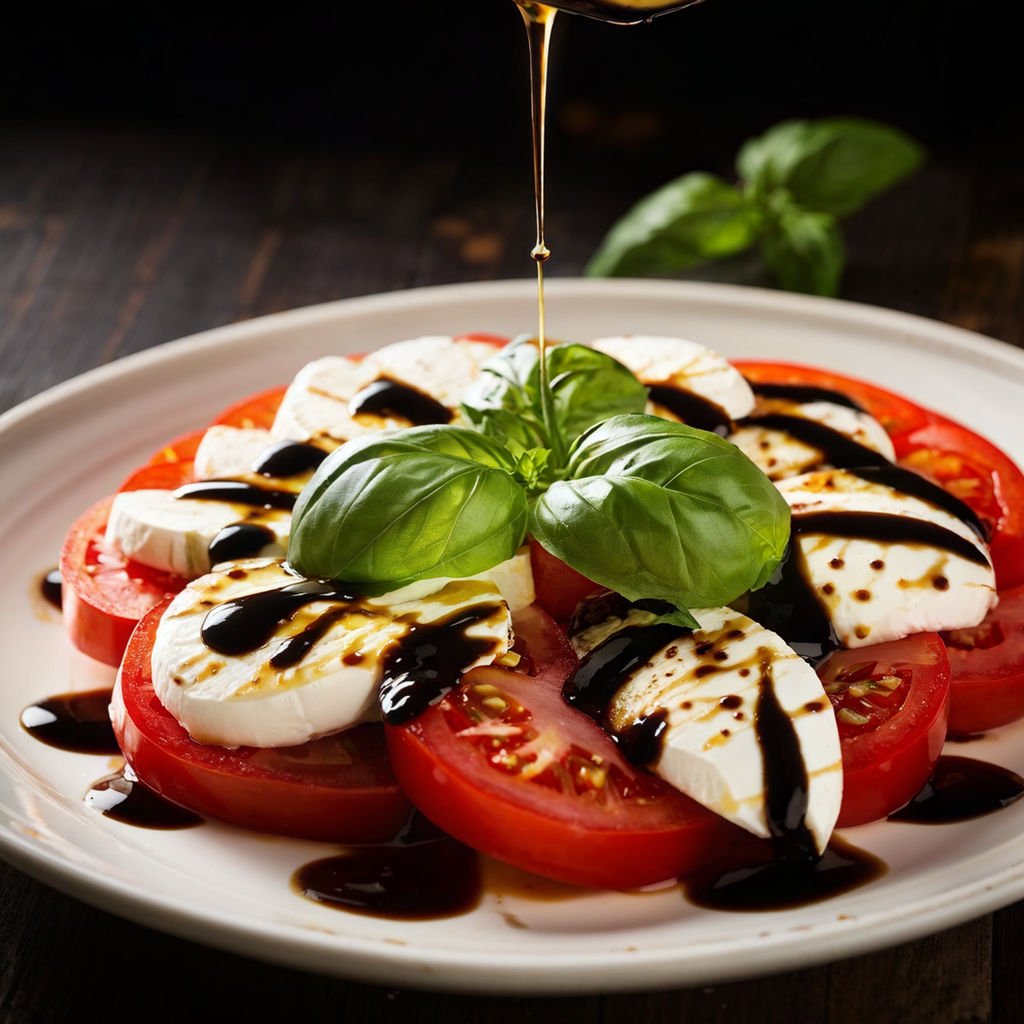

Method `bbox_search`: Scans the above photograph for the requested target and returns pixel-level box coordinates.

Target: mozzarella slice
[731,398,896,481]
[589,335,755,425]
[270,337,498,445]
[571,603,842,854]
[193,426,277,481]
[148,559,514,748]
[105,489,291,577]
[776,469,997,647]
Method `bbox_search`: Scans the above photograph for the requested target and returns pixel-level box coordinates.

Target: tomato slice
[147,429,205,466]
[114,601,412,842]
[528,539,602,623]
[818,633,950,827]
[943,586,1024,734]
[508,602,579,685]
[210,385,288,430]
[61,498,189,667]
[894,416,1024,589]
[386,647,736,889]
[733,360,931,437]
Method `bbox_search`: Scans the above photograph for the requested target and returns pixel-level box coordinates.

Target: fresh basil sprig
[530,415,791,627]
[460,337,648,463]
[587,117,923,296]
[288,426,528,588]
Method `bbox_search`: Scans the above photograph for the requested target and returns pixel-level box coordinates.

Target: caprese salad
[57,331,1024,891]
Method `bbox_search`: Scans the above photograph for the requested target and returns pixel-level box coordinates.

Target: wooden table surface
[1,119,1023,1023]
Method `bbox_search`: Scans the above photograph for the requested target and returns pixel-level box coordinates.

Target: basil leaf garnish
[461,338,647,461]
[288,426,528,587]
[585,172,762,278]
[761,200,845,297]
[738,118,924,218]
[530,414,790,621]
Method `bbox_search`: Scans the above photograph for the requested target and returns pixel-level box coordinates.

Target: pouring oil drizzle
[517,2,567,463]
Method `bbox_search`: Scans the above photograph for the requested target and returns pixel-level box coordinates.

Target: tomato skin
[210,385,288,430]
[61,498,189,667]
[733,360,931,437]
[529,539,602,623]
[821,633,950,827]
[508,601,579,686]
[894,416,1024,590]
[944,586,1024,734]
[147,429,205,466]
[114,602,412,842]
[118,460,197,492]
[386,623,736,889]
[454,332,509,347]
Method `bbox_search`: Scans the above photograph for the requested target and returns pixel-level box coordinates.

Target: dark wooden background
[2,1,1023,1020]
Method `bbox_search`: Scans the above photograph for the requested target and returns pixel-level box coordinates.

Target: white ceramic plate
[2,279,1024,995]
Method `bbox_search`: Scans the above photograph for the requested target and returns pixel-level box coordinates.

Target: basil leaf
[289,425,528,587]
[530,415,790,616]
[761,203,845,296]
[461,339,647,456]
[585,172,762,278]
[738,118,924,218]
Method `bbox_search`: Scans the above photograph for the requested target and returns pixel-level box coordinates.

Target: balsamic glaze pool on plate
[889,756,1024,824]
[20,688,119,755]
[40,568,63,610]
[86,765,204,830]
[293,812,481,920]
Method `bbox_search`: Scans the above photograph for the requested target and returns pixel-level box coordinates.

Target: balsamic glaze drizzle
[252,440,327,478]
[173,480,297,511]
[348,377,453,426]
[647,383,734,436]
[86,765,204,829]
[208,523,278,564]
[748,381,865,412]
[40,568,63,610]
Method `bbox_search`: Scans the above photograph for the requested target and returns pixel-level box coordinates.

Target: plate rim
[3,278,1024,995]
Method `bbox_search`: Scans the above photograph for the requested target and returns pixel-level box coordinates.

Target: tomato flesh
[210,385,287,430]
[529,539,602,623]
[387,650,737,888]
[114,602,412,842]
[61,498,189,667]
[819,633,950,827]
[943,586,1024,734]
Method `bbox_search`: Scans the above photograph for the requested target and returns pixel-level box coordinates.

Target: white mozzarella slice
[357,335,499,411]
[778,469,997,647]
[574,605,842,853]
[193,426,276,481]
[105,489,290,577]
[589,335,755,422]
[731,400,896,481]
[148,559,513,748]
[269,355,365,446]
[270,337,497,445]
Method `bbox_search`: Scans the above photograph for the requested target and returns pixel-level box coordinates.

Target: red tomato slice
[114,601,412,842]
[734,360,931,437]
[454,332,509,347]
[386,652,736,889]
[943,586,1024,734]
[147,429,205,466]
[528,539,602,623]
[508,602,579,685]
[118,460,197,492]
[819,633,950,827]
[894,416,1024,589]
[61,498,189,667]
[210,385,288,430]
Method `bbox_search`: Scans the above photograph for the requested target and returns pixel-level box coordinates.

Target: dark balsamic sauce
[20,689,119,755]
[252,440,327,478]
[270,606,352,669]
[740,414,986,539]
[889,756,1024,824]
[348,377,452,426]
[685,835,886,912]
[208,523,278,564]
[201,578,363,656]
[378,604,506,724]
[647,383,733,436]
[748,381,865,412]
[793,511,990,567]
[85,765,204,829]
[174,480,297,511]
[293,812,481,920]
[754,655,816,860]
[40,568,63,610]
